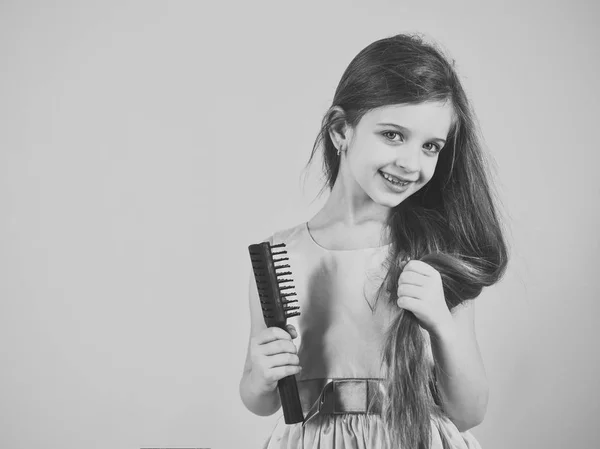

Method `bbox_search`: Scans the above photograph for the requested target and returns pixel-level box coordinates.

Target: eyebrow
[376,122,447,144]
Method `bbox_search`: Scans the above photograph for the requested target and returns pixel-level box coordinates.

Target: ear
[326,106,352,151]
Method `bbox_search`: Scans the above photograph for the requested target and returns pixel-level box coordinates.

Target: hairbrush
[248,241,303,424]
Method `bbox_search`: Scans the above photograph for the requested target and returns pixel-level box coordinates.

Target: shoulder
[273,222,305,243]
[261,222,306,247]
[249,221,312,269]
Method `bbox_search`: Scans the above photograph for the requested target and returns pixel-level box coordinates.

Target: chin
[370,191,410,209]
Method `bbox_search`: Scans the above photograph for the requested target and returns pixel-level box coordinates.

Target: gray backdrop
[1,1,598,448]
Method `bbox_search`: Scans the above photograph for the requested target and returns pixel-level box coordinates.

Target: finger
[261,339,298,356]
[397,283,423,299]
[404,260,440,277]
[396,296,425,314]
[285,324,298,339]
[398,270,427,286]
[270,365,302,381]
[255,327,292,345]
[398,254,413,267]
[267,353,300,368]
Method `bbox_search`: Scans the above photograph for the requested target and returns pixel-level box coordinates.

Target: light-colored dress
[261,222,482,449]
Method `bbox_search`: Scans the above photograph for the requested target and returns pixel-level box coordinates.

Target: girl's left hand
[396,260,455,337]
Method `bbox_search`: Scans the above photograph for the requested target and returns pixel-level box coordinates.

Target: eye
[382,131,404,142]
[423,142,442,154]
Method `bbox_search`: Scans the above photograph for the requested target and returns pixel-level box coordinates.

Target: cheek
[349,152,377,180]
[420,159,439,183]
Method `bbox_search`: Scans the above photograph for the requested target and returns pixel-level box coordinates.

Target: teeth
[381,171,408,186]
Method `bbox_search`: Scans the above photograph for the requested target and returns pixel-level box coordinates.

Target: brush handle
[248,241,304,424]
[277,372,304,424]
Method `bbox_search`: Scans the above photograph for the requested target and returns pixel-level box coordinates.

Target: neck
[312,168,392,239]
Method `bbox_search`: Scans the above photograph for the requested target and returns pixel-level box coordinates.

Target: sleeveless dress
[261,222,482,449]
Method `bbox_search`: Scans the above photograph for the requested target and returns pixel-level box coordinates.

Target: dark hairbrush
[248,241,303,424]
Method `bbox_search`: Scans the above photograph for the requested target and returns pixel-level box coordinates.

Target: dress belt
[297,378,386,426]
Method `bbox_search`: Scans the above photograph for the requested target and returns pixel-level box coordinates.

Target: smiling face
[337,101,455,209]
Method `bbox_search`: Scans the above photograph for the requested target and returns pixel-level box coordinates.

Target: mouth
[378,170,413,187]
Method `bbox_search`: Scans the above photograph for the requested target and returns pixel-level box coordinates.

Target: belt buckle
[305,378,384,419]
[332,379,367,414]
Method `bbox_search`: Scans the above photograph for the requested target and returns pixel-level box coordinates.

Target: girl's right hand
[248,324,301,394]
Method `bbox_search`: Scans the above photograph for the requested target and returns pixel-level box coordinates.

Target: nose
[394,143,420,173]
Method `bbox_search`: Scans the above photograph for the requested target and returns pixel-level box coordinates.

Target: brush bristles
[248,241,301,323]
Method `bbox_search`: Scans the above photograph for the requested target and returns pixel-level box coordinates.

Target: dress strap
[299,378,386,427]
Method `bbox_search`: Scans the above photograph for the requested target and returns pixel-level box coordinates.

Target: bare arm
[430,299,489,431]
[239,269,281,416]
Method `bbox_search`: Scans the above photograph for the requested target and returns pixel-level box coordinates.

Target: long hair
[304,33,509,448]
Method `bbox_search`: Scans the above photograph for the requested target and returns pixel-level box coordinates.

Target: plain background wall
[1,1,598,448]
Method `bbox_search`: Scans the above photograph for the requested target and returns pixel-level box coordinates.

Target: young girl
[239,33,508,449]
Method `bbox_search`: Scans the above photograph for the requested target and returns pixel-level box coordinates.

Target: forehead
[361,101,456,136]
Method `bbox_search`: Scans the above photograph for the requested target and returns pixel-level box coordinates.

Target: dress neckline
[304,221,392,252]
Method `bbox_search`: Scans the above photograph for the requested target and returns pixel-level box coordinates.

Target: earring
[337,145,344,156]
